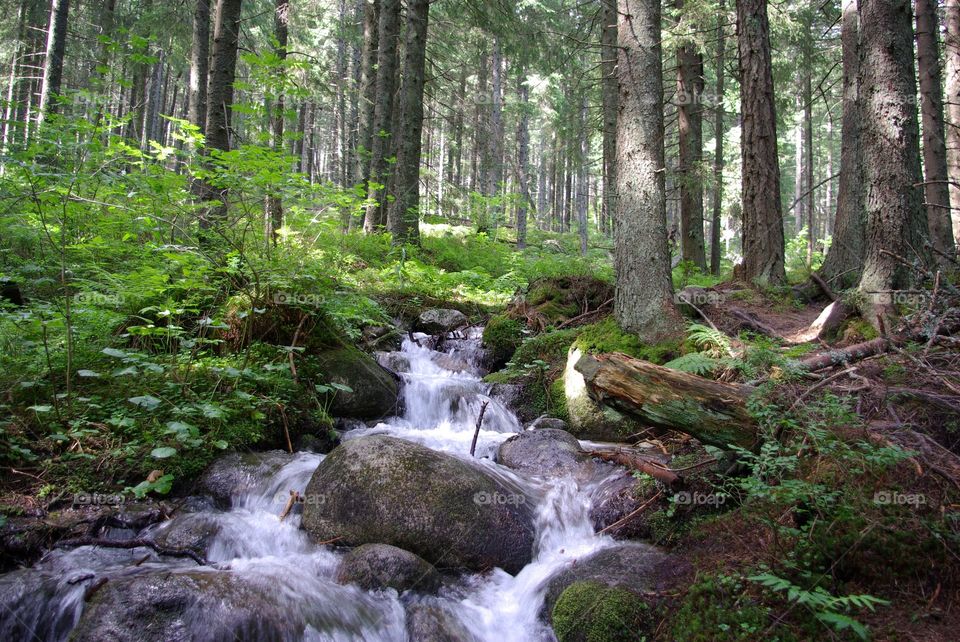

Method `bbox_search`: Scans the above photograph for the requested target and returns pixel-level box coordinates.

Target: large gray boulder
[314,347,399,419]
[301,435,535,574]
[416,308,468,334]
[71,568,404,641]
[497,429,591,477]
[405,603,478,642]
[336,543,441,593]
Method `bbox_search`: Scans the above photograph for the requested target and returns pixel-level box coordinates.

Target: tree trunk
[857,0,930,328]
[266,0,289,243]
[1,0,28,151]
[615,0,684,342]
[37,0,70,125]
[188,0,210,135]
[820,0,864,288]
[516,75,530,249]
[198,0,243,232]
[363,0,400,233]
[735,0,786,285]
[485,39,504,232]
[575,352,758,450]
[677,0,707,270]
[944,0,960,244]
[803,29,815,265]
[601,0,618,238]
[355,0,379,188]
[915,0,957,261]
[577,91,589,256]
[710,0,726,275]
[388,0,429,245]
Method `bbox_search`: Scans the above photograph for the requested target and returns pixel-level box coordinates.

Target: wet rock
[336,543,441,593]
[314,347,399,419]
[541,543,686,618]
[150,513,223,557]
[416,308,468,334]
[405,603,478,642]
[334,417,369,432]
[195,450,295,508]
[497,429,590,477]
[362,325,402,351]
[375,350,410,374]
[588,474,650,539]
[301,435,535,574]
[563,347,644,441]
[528,415,570,431]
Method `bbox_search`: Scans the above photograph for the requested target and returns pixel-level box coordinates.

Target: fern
[686,323,734,358]
[664,352,720,376]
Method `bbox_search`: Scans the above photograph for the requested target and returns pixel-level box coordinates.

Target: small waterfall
[0,328,619,642]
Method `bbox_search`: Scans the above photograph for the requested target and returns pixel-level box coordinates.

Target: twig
[469,400,490,457]
[278,490,300,521]
[788,367,857,412]
[556,299,614,329]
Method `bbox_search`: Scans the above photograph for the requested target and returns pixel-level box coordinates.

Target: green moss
[840,318,879,343]
[482,315,524,365]
[573,318,680,365]
[548,377,569,421]
[510,328,581,369]
[551,581,651,642]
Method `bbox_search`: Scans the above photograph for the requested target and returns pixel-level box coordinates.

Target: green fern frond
[663,352,720,376]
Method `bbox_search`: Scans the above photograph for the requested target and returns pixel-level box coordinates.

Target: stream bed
[0,329,643,641]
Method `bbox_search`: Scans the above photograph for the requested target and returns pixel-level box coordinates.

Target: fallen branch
[56,536,207,565]
[278,490,301,522]
[598,490,664,535]
[588,449,680,485]
[469,400,489,457]
[556,298,614,329]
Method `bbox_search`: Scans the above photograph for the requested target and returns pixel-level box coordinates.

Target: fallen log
[796,337,891,372]
[574,352,758,450]
[587,448,680,485]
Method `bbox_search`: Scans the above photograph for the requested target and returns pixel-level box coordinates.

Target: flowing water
[0,329,622,641]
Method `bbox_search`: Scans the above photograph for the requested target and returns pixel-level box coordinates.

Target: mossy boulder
[551,581,651,642]
[523,276,613,328]
[497,428,591,478]
[314,347,399,419]
[542,543,685,635]
[301,435,536,574]
[336,543,442,594]
[563,347,645,441]
[405,603,479,642]
[482,314,525,367]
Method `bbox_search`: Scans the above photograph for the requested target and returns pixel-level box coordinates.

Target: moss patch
[482,314,524,366]
[551,580,651,642]
[670,573,780,642]
[573,318,680,365]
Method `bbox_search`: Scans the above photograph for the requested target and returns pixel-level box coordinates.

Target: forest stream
[0,327,665,641]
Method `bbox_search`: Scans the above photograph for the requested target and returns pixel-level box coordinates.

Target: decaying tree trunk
[574,352,758,450]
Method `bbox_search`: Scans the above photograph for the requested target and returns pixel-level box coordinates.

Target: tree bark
[575,352,758,450]
[710,0,726,275]
[577,91,589,256]
[363,0,400,233]
[735,0,786,285]
[819,0,864,288]
[198,0,243,232]
[615,0,684,342]
[677,0,707,270]
[266,0,289,243]
[37,0,70,125]
[601,0,618,238]
[944,0,960,244]
[857,0,931,328]
[188,0,210,135]
[355,0,379,188]
[516,75,531,249]
[484,39,504,232]
[388,0,429,245]
[915,0,957,261]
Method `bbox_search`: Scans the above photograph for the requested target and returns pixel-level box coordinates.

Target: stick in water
[469,400,490,457]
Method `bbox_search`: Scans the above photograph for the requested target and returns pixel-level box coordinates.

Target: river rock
[336,543,442,593]
[588,474,649,539]
[195,450,295,508]
[314,347,399,419]
[541,543,685,617]
[301,435,535,574]
[405,603,478,642]
[563,347,645,441]
[150,513,223,557]
[416,308,468,334]
[497,429,590,477]
[528,415,570,431]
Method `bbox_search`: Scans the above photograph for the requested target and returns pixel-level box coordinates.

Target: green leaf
[150,446,177,459]
[27,405,53,413]
[128,395,162,410]
[102,347,128,358]
[212,439,229,449]
[77,369,101,378]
